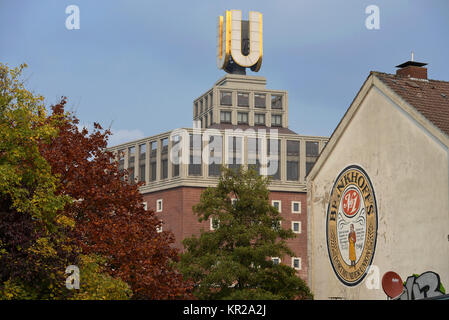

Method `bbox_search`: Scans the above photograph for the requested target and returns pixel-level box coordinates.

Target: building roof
[372,71,449,137]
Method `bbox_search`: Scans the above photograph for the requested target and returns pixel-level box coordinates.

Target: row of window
[148,199,300,223]
[118,139,321,183]
[144,199,302,270]
[194,91,284,118]
[219,111,282,126]
[220,91,283,109]
[272,257,302,271]
[271,200,301,214]
[195,92,214,117]
[210,217,301,234]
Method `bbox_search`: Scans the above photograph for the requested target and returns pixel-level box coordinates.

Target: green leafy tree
[0,63,133,300]
[179,167,312,300]
[0,63,76,299]
[69,255,132,300]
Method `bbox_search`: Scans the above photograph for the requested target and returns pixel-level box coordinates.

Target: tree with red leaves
[40,99,192,299]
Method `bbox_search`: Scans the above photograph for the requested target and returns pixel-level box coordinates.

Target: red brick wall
[142,187,308,282]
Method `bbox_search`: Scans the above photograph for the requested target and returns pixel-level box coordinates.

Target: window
[271,219,282,231]
[271,114,282,127]
[208,135,222,177]
[254,113,265,125]
[254,93,266,108]
[306,161,315,176]
[220,111,232,123]
[237,92,249,107]
[237,112,248,124]
[150,160,157,181]
[139,144,146,182]
[271,94,282,109]
[195,102,198,117]
[150,141,157,157]
[220,91,232,105]
[231,198,237,207]
[156,199,163,212]
[267,139,280,180]
[189,134,202,176]
[205,96,208,109]
[128,146,135,184]
[287,161,299,181]
[156,220,163,233]
[161,138,168,179]
[209,110,213,125]
[292,221,301,234]
[200,100,203,113]
[291,201,301,214]
[272,200,281,212]
[247,137,261,175]
[205,114,208,128]
[292,257,301,270]
[161,159,168,179]
[172,135,180,177]
[287,140,300,181]
[142,202,147,211]
[210,217,220,231]
[227,136,242,172]
[271,257,281,265]
[306,141,319,177]
[306,141,319,157]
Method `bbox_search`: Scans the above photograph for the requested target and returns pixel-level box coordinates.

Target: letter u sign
[217,10,263,73]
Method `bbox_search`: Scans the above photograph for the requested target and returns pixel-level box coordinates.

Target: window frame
[156,220,163,233]
[156,199,163,212]
[271,114,282,127]
[254,93,266,108]
[220,91,232,106]
[254,113,266,125]
[220,110,232,124]
[272,200,281,213]
[210,217,220,231]
[292,257,302,270]
[291,221,301,234]
[291,201,301,214]
[237,112,249,124]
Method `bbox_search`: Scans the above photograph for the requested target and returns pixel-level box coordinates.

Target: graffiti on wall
[396,271,446,300]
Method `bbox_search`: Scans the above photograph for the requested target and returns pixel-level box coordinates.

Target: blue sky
[1,0,448,146]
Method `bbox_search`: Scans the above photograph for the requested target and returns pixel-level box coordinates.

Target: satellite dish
[382,271,403,299]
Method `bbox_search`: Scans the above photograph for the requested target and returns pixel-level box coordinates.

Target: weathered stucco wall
[309,84,449,299]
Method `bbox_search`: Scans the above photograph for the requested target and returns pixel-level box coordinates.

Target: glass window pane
[254,93,266,108]
[271,94,282,109]
[237,112,248,124]
[306,141,319,156]
[220,91,232,105]
[237,92,249,107]
[271,114,282,126]
[255,113,265,125]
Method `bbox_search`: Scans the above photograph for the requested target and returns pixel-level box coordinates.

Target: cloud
[107,129,145,147]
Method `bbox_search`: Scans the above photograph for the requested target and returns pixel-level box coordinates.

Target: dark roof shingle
[373,71,449,137]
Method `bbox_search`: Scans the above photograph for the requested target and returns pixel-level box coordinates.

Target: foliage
[179,167,313,300]
[0,63,76,299]
[40,101,193,299]
[0,63,69,229]
[70,255,132,300]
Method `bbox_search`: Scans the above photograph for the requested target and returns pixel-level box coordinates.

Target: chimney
[395,60,428,80]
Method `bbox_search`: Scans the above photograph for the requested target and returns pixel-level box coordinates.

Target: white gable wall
[308,83,449,299]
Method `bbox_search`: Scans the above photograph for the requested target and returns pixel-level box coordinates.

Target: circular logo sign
[326,165,378,286]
